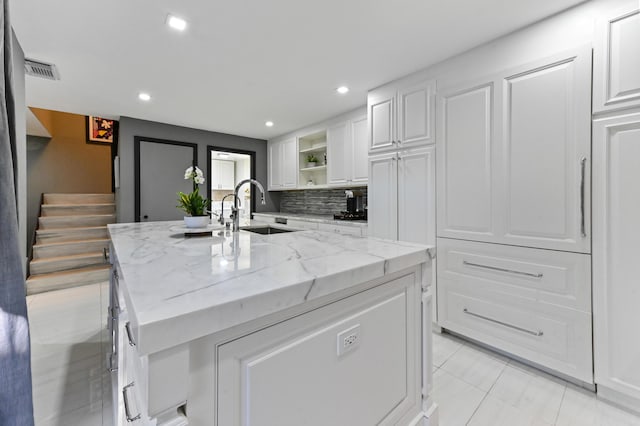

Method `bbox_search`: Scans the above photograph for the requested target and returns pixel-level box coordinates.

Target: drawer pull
[463,308,543,336]
[122,382,141,422]
[463,260,543,278]
[125,322,136,347]
[580,157,587,238]
[107,352,118,373]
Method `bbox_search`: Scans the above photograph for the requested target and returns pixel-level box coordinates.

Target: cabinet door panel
[282,137,297,188]
[398,147,435,246]
[368,87,396,153]
[217,275,419,426]
[368,153,398,240]
[594,7,640,113]
[351,116,369,185]
[437,82,495,239]
[268,141,282,190]
[398,80,435,149]
[593,112,640,401]
[327,121,350,186]
[501,47,591,252]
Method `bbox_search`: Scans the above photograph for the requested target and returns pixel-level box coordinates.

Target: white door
[138,140,195,222]
[499,47,592,253]
[436,79,497,241]
[368,85,396,153]
[327,121,350,186]
[281,137,297,188]
[594,6,640,113]
[268,140,282,190]
[351,115,369,185]
[397,147,435,246]
[397,79,435,149]
[593,111,640,402]
[368,152,398,240]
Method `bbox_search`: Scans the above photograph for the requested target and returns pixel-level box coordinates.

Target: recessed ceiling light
[167,15,187,31]
[336,86,350,94]
[265,121,274,127]
[138,92,151,101]
[217,153,230,159]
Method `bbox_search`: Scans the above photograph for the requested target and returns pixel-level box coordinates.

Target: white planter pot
[184,215,209,228]
[306,162,317,168]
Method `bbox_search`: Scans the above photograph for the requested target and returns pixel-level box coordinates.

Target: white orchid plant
[177,166,210,216]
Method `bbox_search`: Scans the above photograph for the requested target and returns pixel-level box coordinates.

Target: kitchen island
[107,220,437,426]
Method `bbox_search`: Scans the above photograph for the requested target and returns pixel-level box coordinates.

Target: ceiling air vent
[24,59,60,80]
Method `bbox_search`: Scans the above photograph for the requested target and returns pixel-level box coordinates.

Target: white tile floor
[28,283,640,426]
[29,282,112,426]
[432,332,640,426]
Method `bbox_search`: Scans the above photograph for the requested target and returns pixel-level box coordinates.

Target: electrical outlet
[337,324,361,357]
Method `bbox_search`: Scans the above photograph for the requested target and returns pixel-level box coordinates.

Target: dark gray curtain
[0,0,34,424]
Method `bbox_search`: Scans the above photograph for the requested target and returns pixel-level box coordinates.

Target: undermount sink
[241,226,298,235]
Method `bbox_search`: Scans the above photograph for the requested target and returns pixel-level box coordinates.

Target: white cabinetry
[327,115,368,187]
[217,273,422,426]
[593,111,640,412]
[435,46,593,383]
[594,5,640,113]
[369,146,435,246]
[268,137,297,191]
[211,159,235,190]
[368,79,435,154]
[437,46,592,254]
[437,238,593,382]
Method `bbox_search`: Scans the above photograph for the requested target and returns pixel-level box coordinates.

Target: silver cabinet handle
[463,260,543,278]
[107,352,118,373]
[580,157,587,238]
[125,322,136,347]
[463,308,543,336]
[122,382,141,422]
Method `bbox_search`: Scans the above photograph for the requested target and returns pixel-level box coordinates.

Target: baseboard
[597,385,640,416]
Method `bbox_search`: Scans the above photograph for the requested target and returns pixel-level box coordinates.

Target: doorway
[135,137,197,222]
[206,146,256,223]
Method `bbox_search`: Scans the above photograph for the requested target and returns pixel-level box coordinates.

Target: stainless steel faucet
[232,178,266,231]
[219,194,242,225]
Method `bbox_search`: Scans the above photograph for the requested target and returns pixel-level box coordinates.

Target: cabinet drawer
[286,219,318,230]
[437,238,591,312]
[439,281,592,383]
[318,223,363,236]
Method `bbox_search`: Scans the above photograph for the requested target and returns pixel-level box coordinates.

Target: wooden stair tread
[36,225,107,234]
[42,203,115,207]
[26,265,110,295]
[39,213,115,219]
[30,251,105,264]
[33,238,110,248]
[27,264,110,280]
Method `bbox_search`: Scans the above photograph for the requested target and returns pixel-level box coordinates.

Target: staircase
[26,193,116,295]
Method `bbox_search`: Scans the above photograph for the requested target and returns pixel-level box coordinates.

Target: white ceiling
[11,0,585,140]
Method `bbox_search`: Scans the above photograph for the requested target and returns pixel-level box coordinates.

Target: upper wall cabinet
[594,5,640,114]
[327,115,368,187]
[211,159,235,190]
[368,79,436,154]
[268,137,297,191]
[437,46,592,253]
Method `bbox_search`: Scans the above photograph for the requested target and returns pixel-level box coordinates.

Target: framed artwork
[86,116,116,144]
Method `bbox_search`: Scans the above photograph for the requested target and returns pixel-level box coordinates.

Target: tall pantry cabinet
[436,45,594,383]
[593,3,640,412]
[367,78,436,246]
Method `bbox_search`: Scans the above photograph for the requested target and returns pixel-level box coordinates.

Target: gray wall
[117,117,278,223]
[12,30,26,269]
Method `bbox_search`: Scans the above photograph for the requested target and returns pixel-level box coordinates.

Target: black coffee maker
[334,190,366,220]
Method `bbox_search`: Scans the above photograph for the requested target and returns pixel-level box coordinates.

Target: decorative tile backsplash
[280,188,368,215]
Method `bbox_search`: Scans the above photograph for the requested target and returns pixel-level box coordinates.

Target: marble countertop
[253,211,368,227]
[108,220,431,355]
